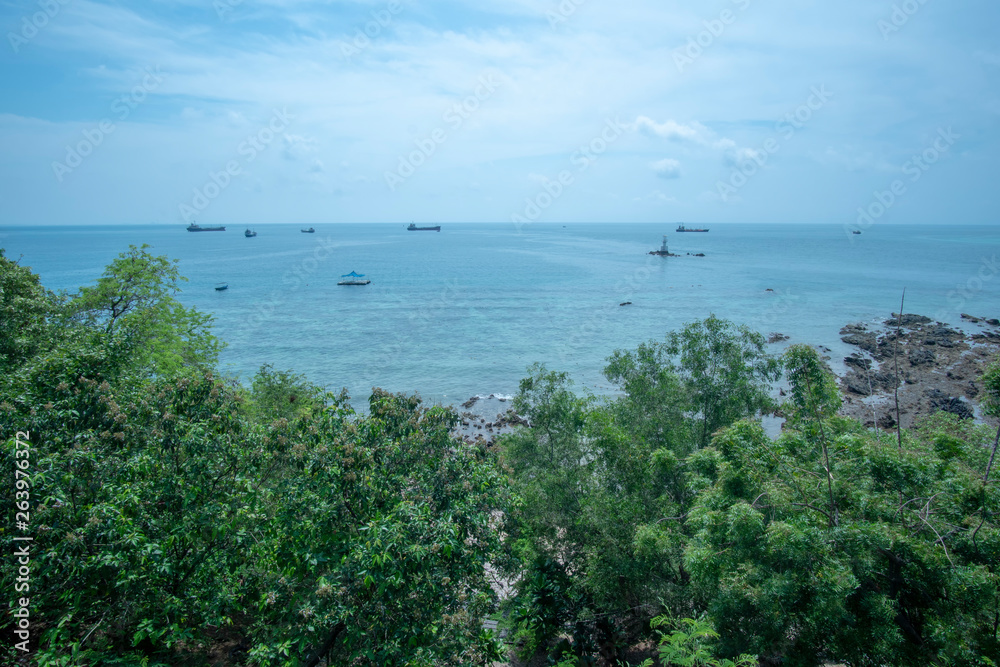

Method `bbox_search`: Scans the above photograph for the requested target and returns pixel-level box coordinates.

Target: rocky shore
[451,312,1000,446]
[837,312,1000,429]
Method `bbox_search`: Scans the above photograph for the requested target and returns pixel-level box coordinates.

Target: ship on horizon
[676,224,709,233]
[187,222,226,232]
[407,222,441,232]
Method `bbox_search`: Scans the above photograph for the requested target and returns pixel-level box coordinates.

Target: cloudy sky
[1,0,998,225]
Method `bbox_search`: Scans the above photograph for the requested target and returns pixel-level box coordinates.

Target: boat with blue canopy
[337,271,370,286]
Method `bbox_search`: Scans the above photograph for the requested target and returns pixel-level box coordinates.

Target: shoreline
[836,311,1000,429]
[447,311,1000,444]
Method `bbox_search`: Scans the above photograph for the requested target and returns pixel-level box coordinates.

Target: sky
[0,0,998,225]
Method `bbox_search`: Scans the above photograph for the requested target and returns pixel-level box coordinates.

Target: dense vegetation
[2,247,998,666]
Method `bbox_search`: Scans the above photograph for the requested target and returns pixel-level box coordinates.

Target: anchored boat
[337,271,370,286]
[245,229,257,237]
[187,222,226,232]
[407,223,441,232]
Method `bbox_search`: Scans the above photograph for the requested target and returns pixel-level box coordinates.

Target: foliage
[637,616,757,667]
[243,389,514,666]
[0,249,61,372]
[684,347,1000,665]
[1,251,514,666]
[660,315,782,447]
[248,363,326,422]
[500,319,782,662]
[69,244,223,376]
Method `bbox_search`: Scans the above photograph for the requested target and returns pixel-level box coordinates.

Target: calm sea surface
[2,223,998,410]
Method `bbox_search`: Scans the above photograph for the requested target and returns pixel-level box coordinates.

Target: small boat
[337,271,370,286]
[676,224,708,233]
[214,282,229,291]
[852,230,862,235]
[187,222,226,232]
[245,229,257,237]
[407,223,441,232]
[302,227,316,233]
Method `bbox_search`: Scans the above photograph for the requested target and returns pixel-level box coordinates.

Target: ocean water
[2,223,998,410]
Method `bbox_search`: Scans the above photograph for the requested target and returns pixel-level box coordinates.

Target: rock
[885,313,932,327]
[767,333,790,343]
[988,318,1000,326]
[846,377,872,396]
[961,313,980,322]
[694,253,705,257]
[926,389,974,420]
[461,396,480,409]
[877,414,897,429]
[841,332,878,354]
[619,301,632,306]
[765,288,774,292]
[844,355,872,370]
[908,350,935,366]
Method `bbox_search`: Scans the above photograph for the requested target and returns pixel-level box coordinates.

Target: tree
[70,244,223,376]
[663,315,782,447]
[0,249,60,371]
[249,363,326,422]
[244,389,514,666]
[684,347,1000,665]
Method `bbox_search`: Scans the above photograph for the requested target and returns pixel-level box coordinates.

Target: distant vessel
[649,235,676,257]
[187,222,226,232]
[215,282,229,291]
[852,230,862,235]
[676,224,708,233]
[338,271,370,286]
[302,227,315,233]
[245,229,257,237]
[407,223,441,232]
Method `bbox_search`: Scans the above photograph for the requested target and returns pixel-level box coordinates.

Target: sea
[2,223,998,412]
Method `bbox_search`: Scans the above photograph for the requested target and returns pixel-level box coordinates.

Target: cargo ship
[187,222,226,232]
[676,224,708,232]
[407,223,441,231]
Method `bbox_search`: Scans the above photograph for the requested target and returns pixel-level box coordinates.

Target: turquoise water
[2,223,998,409]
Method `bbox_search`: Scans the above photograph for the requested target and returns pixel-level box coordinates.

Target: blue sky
[1,0,998,225]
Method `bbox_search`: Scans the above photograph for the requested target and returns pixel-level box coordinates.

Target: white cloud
[631,116,708,142]
[650,158,682,179]
[283,134,319,161]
